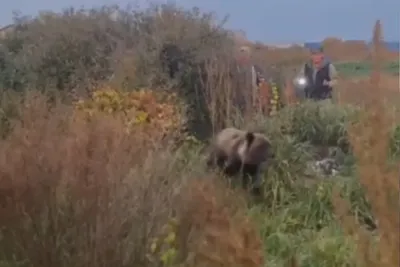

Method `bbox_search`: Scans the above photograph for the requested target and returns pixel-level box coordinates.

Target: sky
[0,0,399,44]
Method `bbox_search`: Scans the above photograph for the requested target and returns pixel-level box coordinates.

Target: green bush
[241,102,377,238]
[0,4,237,140]
[0,8,121,93]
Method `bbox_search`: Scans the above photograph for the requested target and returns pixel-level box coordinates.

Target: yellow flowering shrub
[269,81,281,116]
[74,87,184,143]
[147,217,179,267]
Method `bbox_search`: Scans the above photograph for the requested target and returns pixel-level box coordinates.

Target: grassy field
[336,61,399,77]
[0,4,398,267]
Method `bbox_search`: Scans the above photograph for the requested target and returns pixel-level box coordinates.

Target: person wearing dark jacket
[298,48,338,100]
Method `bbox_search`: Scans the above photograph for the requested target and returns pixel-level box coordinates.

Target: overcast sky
[1,0,399,43]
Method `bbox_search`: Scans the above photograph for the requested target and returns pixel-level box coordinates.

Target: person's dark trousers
[305,86,333,101]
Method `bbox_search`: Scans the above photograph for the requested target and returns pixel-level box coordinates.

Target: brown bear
[206,127,274,194]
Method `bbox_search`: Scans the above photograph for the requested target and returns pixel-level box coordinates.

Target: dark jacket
[303,61,333,100]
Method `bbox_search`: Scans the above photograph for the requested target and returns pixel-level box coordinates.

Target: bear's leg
[224,156,242,177]
[205,148,216,168]
[242,164,263,195]
[252,168,263,188]
[206,148,225,170]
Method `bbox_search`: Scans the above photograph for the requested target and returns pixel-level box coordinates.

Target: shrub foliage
[74,87,184,143]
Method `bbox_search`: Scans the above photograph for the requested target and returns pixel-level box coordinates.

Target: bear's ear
[245,132,255,146]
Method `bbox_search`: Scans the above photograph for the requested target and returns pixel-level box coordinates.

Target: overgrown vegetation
[0,4,398,267]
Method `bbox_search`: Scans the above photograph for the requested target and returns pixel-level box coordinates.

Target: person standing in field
[298,47,338,100]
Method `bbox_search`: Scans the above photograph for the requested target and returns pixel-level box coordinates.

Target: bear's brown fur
[206,127,274,194]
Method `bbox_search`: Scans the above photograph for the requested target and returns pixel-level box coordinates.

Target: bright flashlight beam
[297,78,307,85]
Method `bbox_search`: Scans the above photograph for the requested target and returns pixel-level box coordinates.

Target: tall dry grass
[0,93,176,266]
[178,178,264,267]
[333,20,399,267]
[0,92,264,267]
